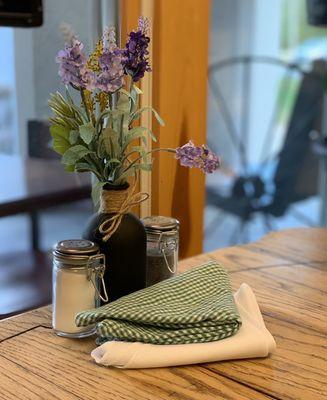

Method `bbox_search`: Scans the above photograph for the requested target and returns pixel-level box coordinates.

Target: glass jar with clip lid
[142,216,179,287]
[52,239,108,338]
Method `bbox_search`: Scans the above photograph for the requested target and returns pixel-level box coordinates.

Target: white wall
[0,28,17,153]
[207,0,284,171]
[13,30,36,154]
[207,0,255,170]
[248,0,283,165]
[0,28,15,86]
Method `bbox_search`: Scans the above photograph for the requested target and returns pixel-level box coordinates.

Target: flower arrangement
[49,17,220,203]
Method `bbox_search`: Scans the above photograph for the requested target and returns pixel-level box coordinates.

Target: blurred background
[205,0,327,250]
[0,0,327,317]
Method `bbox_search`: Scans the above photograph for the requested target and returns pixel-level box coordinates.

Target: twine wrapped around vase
[98,179,149,242]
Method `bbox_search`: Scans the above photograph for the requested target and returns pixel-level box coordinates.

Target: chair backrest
[28,120,59,160]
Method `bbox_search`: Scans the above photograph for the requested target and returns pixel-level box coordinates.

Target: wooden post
[120,0,210,257]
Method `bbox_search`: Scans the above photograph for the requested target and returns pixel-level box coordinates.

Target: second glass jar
[142,216,179,287]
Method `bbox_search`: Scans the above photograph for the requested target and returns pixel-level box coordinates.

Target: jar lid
[53,239,100,266]
[54,239,99,255]
[142,216,179,233]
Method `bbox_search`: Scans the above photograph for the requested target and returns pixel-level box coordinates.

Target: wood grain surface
[151,0,210,258]
[0,227,326,400]
[121,0,209,257]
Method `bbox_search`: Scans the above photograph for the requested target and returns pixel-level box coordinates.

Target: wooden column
[121,0,210,258]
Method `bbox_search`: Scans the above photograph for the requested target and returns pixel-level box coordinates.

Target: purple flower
[56,38,94,89]
[138,16,150,34]
[175,141,220,174]
[123,17,151,82]
[95,48,125,92]
[103,26,118,52]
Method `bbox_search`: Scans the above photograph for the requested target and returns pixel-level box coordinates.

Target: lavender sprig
[51,20,221,192]
[123,16,151,82]
[95,49,125,93]
[56,38,94,89]
[175,141,220,174]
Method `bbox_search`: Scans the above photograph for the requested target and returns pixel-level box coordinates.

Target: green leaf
[50,124,70,155]
[117,162,152,182]
[74,162,99,176]
[117,90,132,113]
[69,130,79,145]
[48,93,72,117]
[49,90,85,130]
[122,113,129,136]
[123,127,146,147]
[130,146,146,158]
[49,116,79,130]
[49,91,84,125]
[79,122,95,145]
[62,145,92,165]
[135,163,153,171]
[91,181,106,206]
[100,127,119,158]
[130,85,142,114]
[133,85,142,94]
[107,158,122,166]
[74,162,91,172]
[146,128,157,142]
[117,92,132,137]
[123,126,155,150]
[130,106,165,126]
[64,164,75,173]
[116,168,136,182]
[104,158,122,182]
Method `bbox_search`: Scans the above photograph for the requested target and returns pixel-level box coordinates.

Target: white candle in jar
[52,239,104,338]
[53,267,96,334]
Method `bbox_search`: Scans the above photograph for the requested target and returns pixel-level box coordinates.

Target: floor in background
[204,196,321,252]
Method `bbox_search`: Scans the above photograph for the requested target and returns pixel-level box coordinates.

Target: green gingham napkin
[75,261,241,345]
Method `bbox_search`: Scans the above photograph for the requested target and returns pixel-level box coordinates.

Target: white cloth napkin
[91,283,276,369]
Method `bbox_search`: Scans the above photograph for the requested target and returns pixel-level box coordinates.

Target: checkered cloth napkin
[75,261,242,345]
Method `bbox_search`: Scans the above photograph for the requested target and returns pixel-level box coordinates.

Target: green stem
[80,89,91,122]
[129,77,134,94]
[108,93,114,130]
[95,110,110,134]
[119,114,124,149]
[93,154,105,178]
[108,93,113,111]
[84,155,103,181]
[120,149,141,165]
[121,147,176,174]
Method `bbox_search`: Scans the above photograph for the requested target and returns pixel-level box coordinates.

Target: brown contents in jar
[146,249,175,287]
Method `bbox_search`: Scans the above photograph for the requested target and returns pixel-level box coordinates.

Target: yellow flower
[96,92,108,112]
[82,90,96,124]
[86,39,103,73]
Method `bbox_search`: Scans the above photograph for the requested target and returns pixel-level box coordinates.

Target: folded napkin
[91,283,276,368]
[76,261,242,345]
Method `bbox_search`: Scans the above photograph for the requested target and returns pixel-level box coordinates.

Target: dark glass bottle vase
[83,185,147,303]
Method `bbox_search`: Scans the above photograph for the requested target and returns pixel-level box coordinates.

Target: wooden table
[0,228,326,400]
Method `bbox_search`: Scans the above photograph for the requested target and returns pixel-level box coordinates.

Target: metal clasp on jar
[86,254,108,303]
[156,232,178,274]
